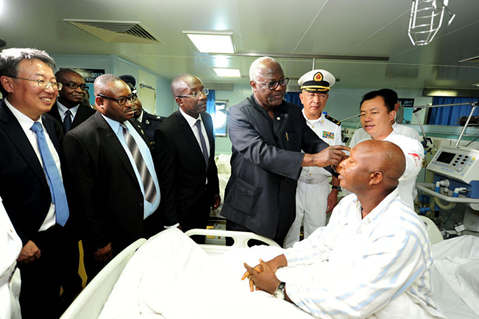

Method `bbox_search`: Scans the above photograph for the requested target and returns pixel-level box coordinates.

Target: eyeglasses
[63,81,88,90]
[256,78,289,90]
[10,76,62,90]
[97,93,135,106]
[177,88,209,99]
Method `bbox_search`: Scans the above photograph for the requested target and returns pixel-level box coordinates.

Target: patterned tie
[195,119,209,167]
[121,124,157,203]
[63,110,72,132]
[30,122,70,226]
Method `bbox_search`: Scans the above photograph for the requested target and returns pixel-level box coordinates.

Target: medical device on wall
[417,146,479,234]
[427,146,479,199]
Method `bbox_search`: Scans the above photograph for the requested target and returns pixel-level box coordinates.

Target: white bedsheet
[100,229,479,319]
[99,228,312,319]
[431,235,479,319]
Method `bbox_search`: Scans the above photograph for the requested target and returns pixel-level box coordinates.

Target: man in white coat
[349,88,420,147]
[0,196,22,319]
[284,69,343,248]
[355,89,423,208]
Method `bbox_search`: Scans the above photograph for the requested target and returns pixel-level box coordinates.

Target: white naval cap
[297,69,336,92]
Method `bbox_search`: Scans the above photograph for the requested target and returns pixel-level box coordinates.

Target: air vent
[64,19,159,44]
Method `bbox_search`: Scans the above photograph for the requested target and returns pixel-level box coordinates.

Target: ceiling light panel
[184,31,234,53]
[214,68,241,77]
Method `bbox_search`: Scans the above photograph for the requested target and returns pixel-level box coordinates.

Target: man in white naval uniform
[284,69,343,248]
[357,89,423,209]
[0,196,22,319]
[349,88,420,147]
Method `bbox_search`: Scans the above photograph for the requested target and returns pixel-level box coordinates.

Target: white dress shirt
[5,98,61,231]
[280,189,444,319]
[179,108,211,157]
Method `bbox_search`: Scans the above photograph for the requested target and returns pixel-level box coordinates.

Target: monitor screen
[437,151,455,164]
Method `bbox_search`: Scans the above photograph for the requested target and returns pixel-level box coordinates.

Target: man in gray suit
[221,57,349,246]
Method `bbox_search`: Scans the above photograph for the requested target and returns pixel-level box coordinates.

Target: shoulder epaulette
[325,114,341,125]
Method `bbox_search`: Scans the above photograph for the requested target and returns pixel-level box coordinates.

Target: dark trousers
[18,224,77,319]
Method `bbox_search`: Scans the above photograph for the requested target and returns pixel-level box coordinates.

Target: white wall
[52,54,176,116]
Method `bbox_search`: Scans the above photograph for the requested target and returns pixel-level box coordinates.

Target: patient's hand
[243,259,281,294]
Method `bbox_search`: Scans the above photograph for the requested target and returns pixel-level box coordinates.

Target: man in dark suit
[221,57,349,246]
[48,68,94,133]
[119,74,163,144]
[0,48,76,318]
[63,74,176,280]
[158,74,220,242]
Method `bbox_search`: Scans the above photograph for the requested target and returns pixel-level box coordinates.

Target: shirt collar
[4,98,39,131]
[179,107,202,128]
[358,188,400,222]
[137,110,144,123]
[302,108,323,124]
[57,101,79,119]
[101,114,123,134]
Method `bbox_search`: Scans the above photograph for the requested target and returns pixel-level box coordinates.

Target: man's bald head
[338,140,405,195]
[94,74,122,96]
[171,74,201,97]
[357,140,405,187]
[249,57,283,82]
[55,68,82,83]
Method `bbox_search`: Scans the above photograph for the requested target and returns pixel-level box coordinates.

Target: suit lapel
[94,113,139,185]
[174,111,208,167]
[0,102,46,182]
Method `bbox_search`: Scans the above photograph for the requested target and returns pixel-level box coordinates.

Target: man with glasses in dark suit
[0,47,76,318]
[221,57,349,246]
[157,74,220,243]
[63,74,176,280]
[48,68,94,134]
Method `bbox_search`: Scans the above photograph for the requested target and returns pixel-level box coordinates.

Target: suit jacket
[62,112,174,253]
[221,96,330,242]
[48,101,95,133]
[157,111,219,226]
[0,100,65,244]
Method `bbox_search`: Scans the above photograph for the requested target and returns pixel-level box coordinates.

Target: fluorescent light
[214,68,241,78]
[184,31,234,53]
[473,83,479,87]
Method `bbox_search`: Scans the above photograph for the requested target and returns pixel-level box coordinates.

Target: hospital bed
[59,230,278,319]
[61,225,479,319]
[60,238,147,319]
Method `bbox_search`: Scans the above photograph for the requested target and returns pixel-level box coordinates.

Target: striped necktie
[30,122,70,226]
[121,124,157,203]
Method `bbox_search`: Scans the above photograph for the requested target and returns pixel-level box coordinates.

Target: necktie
[121,124,157,203]
[195,119,209,166]
[30,122,70,226]
[63,110,72,132]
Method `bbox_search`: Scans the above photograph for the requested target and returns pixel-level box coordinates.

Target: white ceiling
[1,0,479,90]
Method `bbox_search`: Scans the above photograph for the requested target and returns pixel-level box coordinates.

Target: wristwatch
[273,281,286,299]
[332,185,341,191]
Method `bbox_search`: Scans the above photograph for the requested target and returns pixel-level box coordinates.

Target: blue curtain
[428,97,479,125]
[284,92,303,109]
[206,89,216,114]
